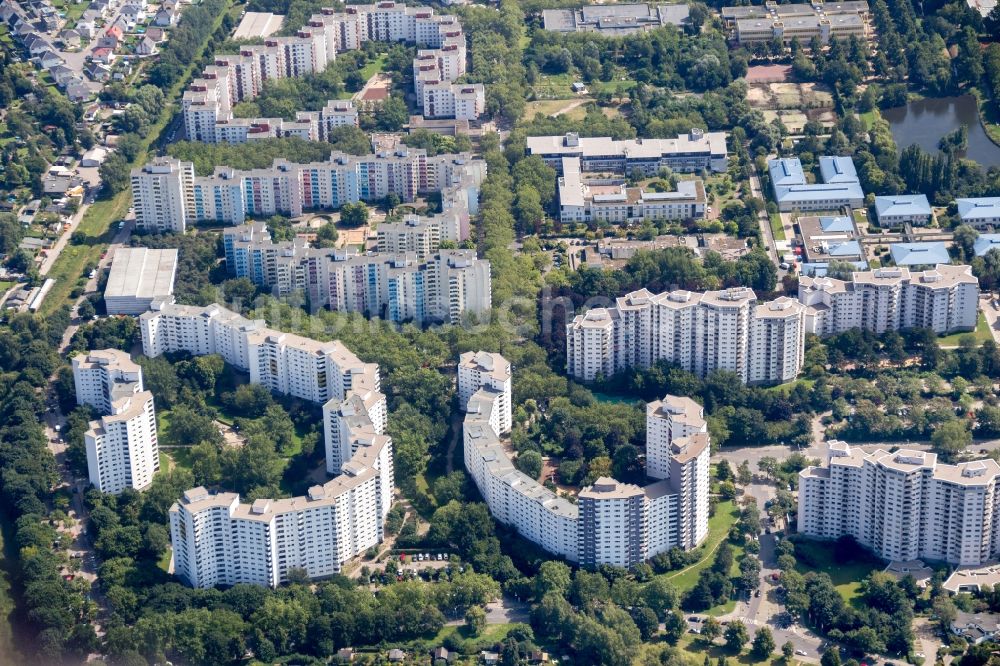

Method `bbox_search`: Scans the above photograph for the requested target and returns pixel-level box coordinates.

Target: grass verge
[663,500,740,592]
[938,312,992,347]
[769,212,786,241]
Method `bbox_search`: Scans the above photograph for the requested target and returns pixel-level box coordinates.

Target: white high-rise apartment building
[645,396,706,480]
[568,287,805,385]
[181,3,468,144]
[85,391,159,495]
[458,351,511,434]
[134,150,486,234]
[799,264,979,336]
[73,349,159,495]
[461,350,711,566]
[799,442,1000,566]
[130,158,195,234]
[152,304,395,587]
[422,83,486,120]
[72,349,143,414]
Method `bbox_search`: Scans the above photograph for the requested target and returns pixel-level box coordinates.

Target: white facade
[527,130,729,174]
[85,391,159,495]
[135,150,485,235]
[157,304,395,588]
[72,348,143,414]
[567,287,805,385]
[181,3,467,144]
[422,83,485,120]
[645,395,706,481]
[799,442,1000,566]
[458,351,512,434]
[799,264,979,336]
[461,352,710,566]
[130,157,195,234]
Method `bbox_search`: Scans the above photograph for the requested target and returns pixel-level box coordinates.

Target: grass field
[938,312,992,347]
[769,213,786,241]
[664,500,740,592]
[39,0,241,317]
[420,623,516,652]
[532,73,636,100]
[793,539,879,604]
[667,633,809,666]
[523,98,589,120]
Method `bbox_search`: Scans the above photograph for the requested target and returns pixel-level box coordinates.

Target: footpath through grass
[40,0,241,316]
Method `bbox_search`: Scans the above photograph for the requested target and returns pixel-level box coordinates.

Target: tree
[701,616,722,643]
[662,609,686,645]
[77,299,96,320]
[99,154,131,194]
[716,460,733,481]
[375,97,409,131]
[632,606,659,640]
[736,460,752,486]
[821,647,841,666]
[339,201,369,228]
[465,606,486,637]
[515,450,543,479]
[725,621,749,652]
[535,561,572,599]
[752,627,775,660]
[931,419,972,460]
[782,641,795,661]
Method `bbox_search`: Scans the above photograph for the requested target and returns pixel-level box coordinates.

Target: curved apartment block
[138,302,394,588]
[461,351,711,568]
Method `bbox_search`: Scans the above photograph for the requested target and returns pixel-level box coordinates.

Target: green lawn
[769,213,786,241]
[938,312,992,347]
[668,633,809,666]
[663,500,740,592]
[859,108,881,131]
[419,623,516,652]
[336,54,388,99]
[793,539,879,605]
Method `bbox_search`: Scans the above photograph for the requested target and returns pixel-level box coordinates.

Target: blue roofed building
[890,242,951,267]
[798,214,865,265]
[874,194,932,226]
[768,156,864,212]
[974,234,1000,257]
[957,198,1000,230]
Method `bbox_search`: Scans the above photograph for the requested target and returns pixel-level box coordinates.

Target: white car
[795,650,807,656]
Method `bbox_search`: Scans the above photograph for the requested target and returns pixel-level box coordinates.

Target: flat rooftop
[233,11,284,40]
[104,247,178,301]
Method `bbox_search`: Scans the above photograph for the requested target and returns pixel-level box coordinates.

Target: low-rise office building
[769,156,864,212]
[556,156,706,224]
[799,442,1000,566]
[721,1,870,45]
[527,130,728,175]
[874,194,932,226]
[957,198,1000,230]
[542,3,690,34]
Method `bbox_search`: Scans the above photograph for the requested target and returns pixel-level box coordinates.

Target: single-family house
[96,35,118,50]
[48,64,76,85]
[123,3,145,22]
[65,79,92,102]
[481,652,499,665]
[388,649,406,662]
[135,34,157,55]
[153,8,176,26]
[36,49,63,70]
[431,647,452,663]
[90,46,115,64]
[38,13,58,31]
[957,198,1000,230]
[84,60,111,81]
[25,35,53,56]
[334,647,354,663]
[144,26,164,41]
[104,24,123,41]
[58,28,81,48]
[874,194,932,226]
[76,19,95,38]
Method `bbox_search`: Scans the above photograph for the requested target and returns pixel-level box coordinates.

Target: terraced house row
[182,1,483,144]
[130,149,486,234]
[136,302,394,588]
[461,352,711,567]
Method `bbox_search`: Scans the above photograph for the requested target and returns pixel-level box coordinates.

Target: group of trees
[148,0,232,90]
[525,17,739,93]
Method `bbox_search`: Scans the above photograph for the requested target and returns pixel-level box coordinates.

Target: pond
[881,95,1000,167]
